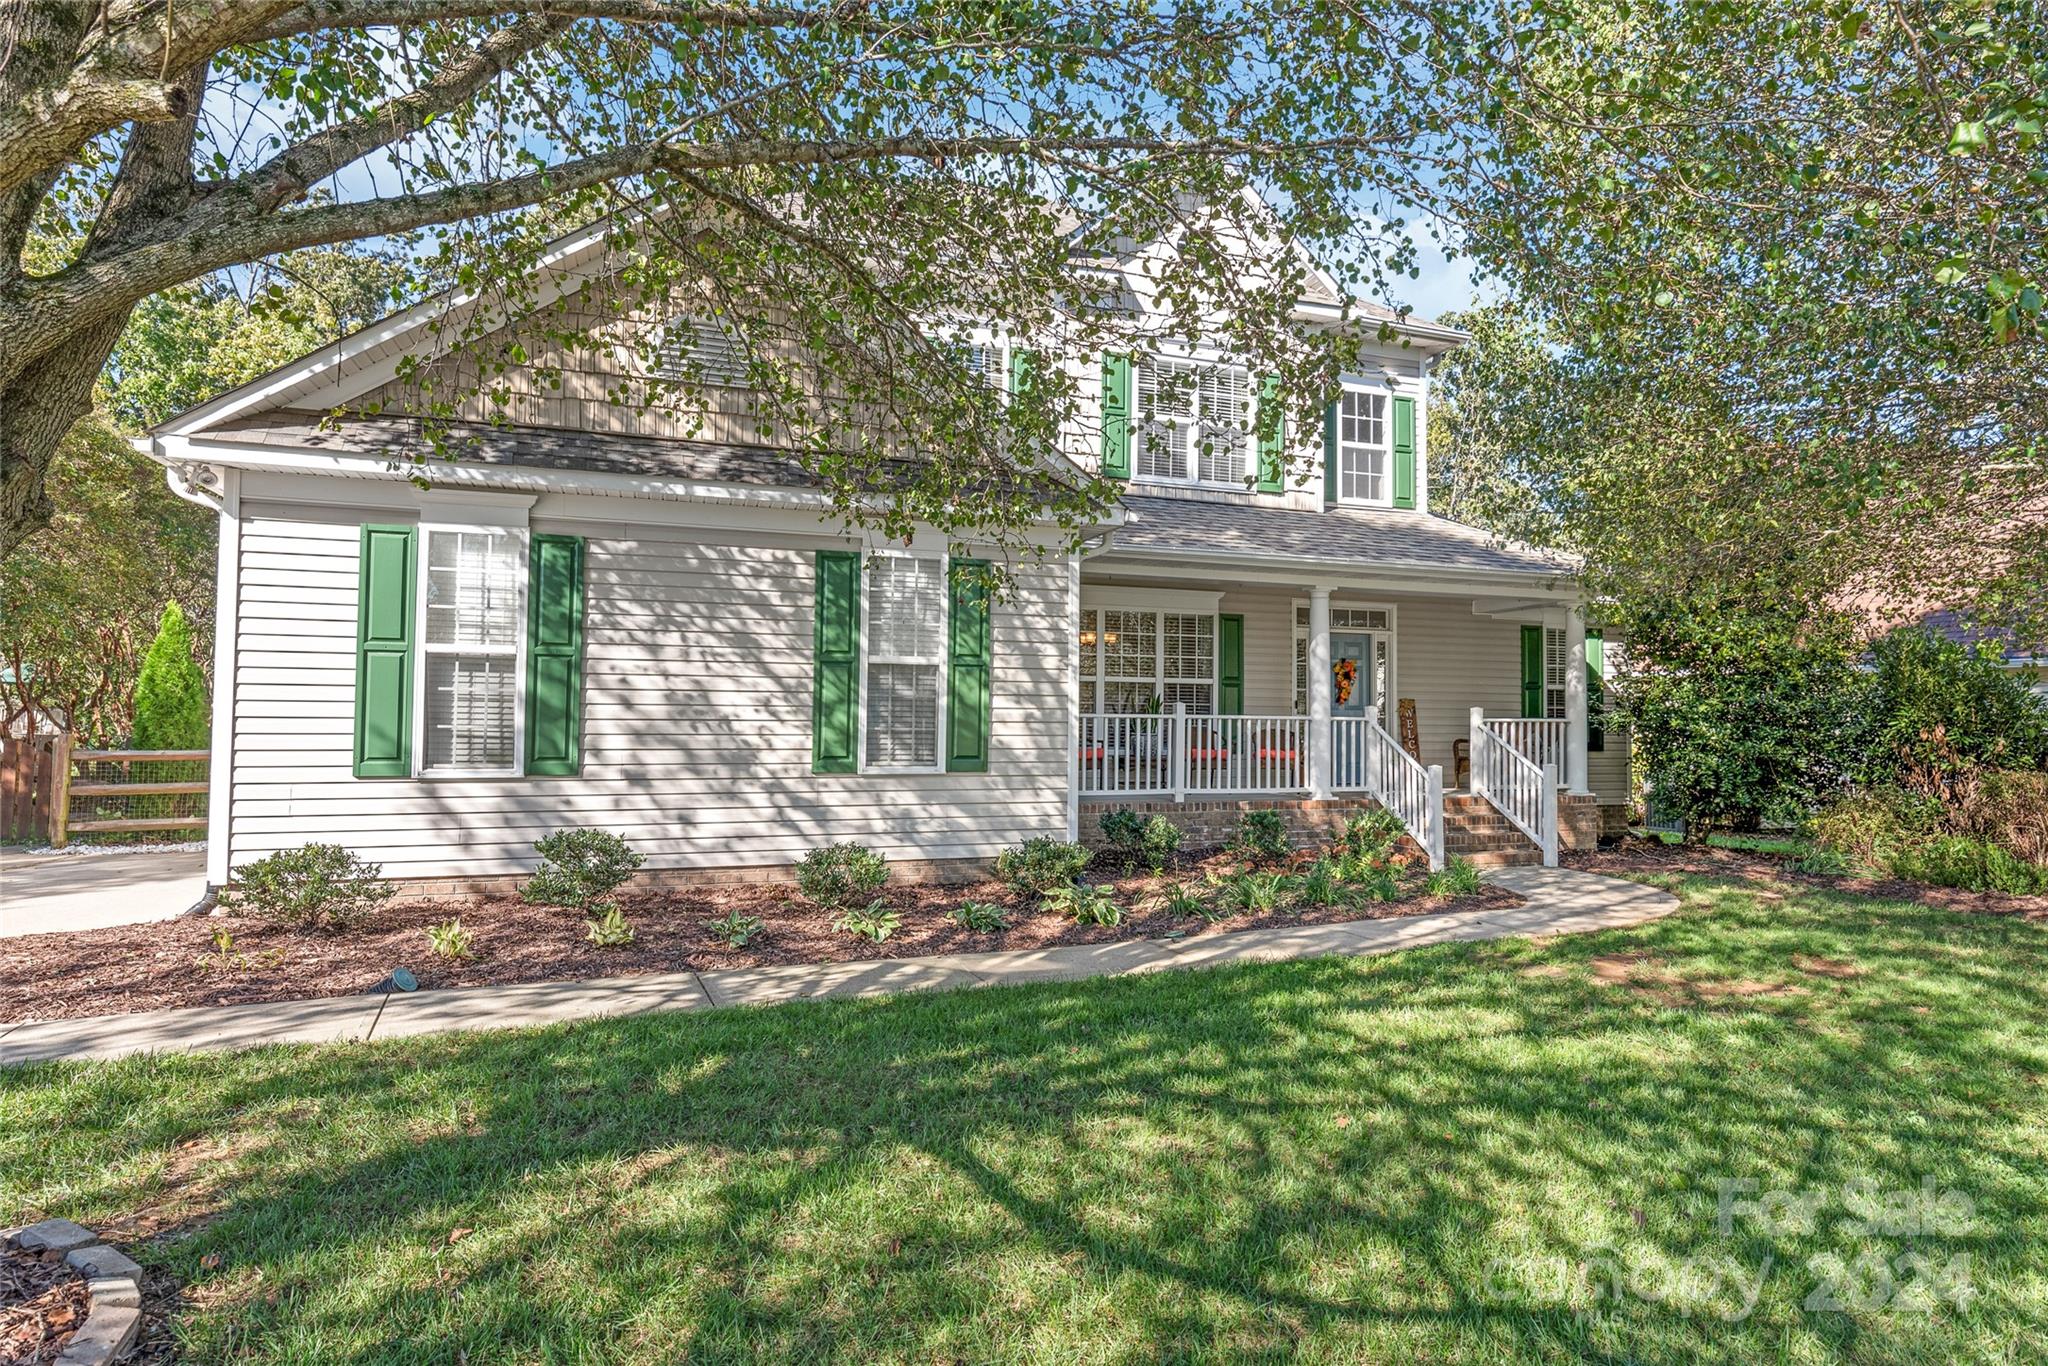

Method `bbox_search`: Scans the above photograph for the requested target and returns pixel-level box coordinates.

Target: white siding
[228,508,1071,878]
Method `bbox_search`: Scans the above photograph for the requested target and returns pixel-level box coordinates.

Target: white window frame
[412,522,529,779]
[1076,591,1223,715]
[1292,599,1399,716]
[857,548,950,775]
[1333,386,1393,507]
[1132,352,1257,491]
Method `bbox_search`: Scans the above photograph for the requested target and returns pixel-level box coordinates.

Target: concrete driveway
[0,848,208,938]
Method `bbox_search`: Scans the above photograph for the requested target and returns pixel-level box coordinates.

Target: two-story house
[142,212,1628,894]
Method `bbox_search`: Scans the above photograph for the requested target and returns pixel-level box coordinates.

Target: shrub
[950,900,1009,933]
[796,842,890,908]
[1792,848,1853,877]
[425,918,476,960]
[1859,629,2048,794]
[1297,860,1343,907]
[704,910,763,947]
[1354,868,1400,902]
[1232,810,1291,864]
[1163,882,1208,919]
[1624,603,1867,835]
[522,829,645,911]
[1809,789,1942,867]
[994,838,1091,895]
[1043,881,1120,925]
[584,907,636,946]
[132,601,209,749]
[1340,807,1406,860]
[1219,870,1286,913]
[1099,808,1184,873]
[832,900,900,942]
[225,843,392,931]
[1425,857,1482,898]
[1957,770,2048,867]
[1893,836,2048,896]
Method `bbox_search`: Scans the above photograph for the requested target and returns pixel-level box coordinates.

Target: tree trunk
[0,315,131,558]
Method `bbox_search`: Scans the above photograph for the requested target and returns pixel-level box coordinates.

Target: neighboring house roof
[1911,607,2047,666]
[1108,496,1574,578]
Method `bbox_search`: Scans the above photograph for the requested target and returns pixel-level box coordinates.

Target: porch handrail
[1348,707,1445,870]
[1470,708,1558,866]
[1482,717,1568,785]
[1079,710,1309,799]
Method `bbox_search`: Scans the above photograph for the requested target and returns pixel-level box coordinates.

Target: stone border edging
[5,1219,144,1364]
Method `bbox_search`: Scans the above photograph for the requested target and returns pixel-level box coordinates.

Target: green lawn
[6,870,2045,1363]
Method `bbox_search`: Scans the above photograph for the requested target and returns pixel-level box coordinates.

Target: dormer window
[653,315,750,387]
[1334,388,1389,504]
[1135,355,1250,487]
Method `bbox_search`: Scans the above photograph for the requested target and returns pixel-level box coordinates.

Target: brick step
[1458,847,1543,868]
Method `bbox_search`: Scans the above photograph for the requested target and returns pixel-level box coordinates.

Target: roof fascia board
[1085,546,1579,597]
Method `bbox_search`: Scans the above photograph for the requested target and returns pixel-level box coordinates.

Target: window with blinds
[1337,389,1388,503]
[421,528,522,772]
[654,315,750,387]
[1134,355,1250,486]
[1075,607,1213,714]
[1545,627,1568,718]
[864,553,945,769]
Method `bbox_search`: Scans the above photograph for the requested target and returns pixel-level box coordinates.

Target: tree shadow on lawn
[8,876,2045,1363]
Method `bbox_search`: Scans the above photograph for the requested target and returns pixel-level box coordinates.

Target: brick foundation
[1077,796,1393,852]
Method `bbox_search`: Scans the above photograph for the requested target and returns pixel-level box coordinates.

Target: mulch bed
[1,1245,86,1365]
[1568,838,2048,920]
[2,850,1520,1024]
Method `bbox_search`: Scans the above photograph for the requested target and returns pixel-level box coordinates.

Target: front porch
[1071,571,1615,870]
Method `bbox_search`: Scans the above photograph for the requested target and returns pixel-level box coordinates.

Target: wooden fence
[0,735,208,847]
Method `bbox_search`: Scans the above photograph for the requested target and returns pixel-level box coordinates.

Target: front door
[1331,632,1375,786]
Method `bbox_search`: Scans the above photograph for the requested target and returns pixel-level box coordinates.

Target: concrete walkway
[0,847,208,938]
[0,866,1677,1066]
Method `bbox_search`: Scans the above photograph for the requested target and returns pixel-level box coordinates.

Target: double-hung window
[1543,626,1568,719]
[1335,388,1389,503]
[419,527,525,774]
[1077,608,1215,714]
[1135,355,1251,486]
[863,552,947,771]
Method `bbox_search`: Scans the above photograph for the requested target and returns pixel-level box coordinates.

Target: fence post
[1425,763,1445,870]
[48,733,73,849]
[1468,707,1486,797]
[1540,761,1558,867]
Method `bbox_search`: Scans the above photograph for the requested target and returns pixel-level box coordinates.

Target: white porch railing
[1333,708,1445,869]
[1079,708,1307,799]
[1483,717,1569,785]
[1470,707,1557,866]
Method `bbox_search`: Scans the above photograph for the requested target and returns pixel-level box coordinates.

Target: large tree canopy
[3,0,2040,626]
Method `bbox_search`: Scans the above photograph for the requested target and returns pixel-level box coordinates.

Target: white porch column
[205,467,241,889]
[1065,552,1082,841]
[1565,606,1590,794]
[1307,586,1333,799]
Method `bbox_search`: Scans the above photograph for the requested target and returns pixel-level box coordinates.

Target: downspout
[156,446,240,892]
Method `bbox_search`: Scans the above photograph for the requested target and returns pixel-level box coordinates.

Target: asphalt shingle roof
[1113,495,1573,577]
[209,413,815,487]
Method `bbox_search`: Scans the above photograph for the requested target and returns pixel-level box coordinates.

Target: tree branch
[218,13,569,219]
[0,0,293,201]
[252,1,915,42]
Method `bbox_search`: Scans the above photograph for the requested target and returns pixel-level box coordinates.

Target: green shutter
[1219,614,1244,714]
[1008,347,1035,397]
[1587,629,1606,752]
[1255,376,1285,493]
[525,534,586,775]
[1391,394,1417,509]
[946,558,993,772]
[1100,351,1132,479]
[353,524,416,778]
[1520,624,1545,718]
[813,550,861,773]
[1322,398,1339,505]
